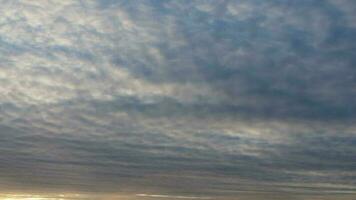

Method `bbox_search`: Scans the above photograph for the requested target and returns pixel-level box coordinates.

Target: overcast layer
[0,0,356,199]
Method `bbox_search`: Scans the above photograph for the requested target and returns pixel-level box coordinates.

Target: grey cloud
[0,0,356,199]
[101,0,356,123]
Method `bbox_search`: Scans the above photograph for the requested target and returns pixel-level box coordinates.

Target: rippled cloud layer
[0,0,356,199]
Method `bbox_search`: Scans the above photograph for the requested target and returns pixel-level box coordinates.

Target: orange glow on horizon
[0,193,136,200]
[0,193,84,200]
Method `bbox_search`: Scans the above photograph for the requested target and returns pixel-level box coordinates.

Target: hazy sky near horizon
[0,0,356,199]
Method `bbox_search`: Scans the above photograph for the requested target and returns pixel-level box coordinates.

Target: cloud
[0,0,356,199]
[136,194,212,199]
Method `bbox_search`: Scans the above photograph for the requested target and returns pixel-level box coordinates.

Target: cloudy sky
[0,0,356,199]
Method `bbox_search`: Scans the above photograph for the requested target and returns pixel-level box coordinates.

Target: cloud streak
[136,194,212,199]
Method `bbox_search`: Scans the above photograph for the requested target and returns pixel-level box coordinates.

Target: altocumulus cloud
[0,0,356,200]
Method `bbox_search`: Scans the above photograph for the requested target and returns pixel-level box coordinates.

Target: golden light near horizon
[2,198,58,200]
[0,193,137,200]
[0,194,84,200]
[2,197,58,200]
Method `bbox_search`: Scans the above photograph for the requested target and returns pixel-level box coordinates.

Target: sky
[0,0,356,199]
